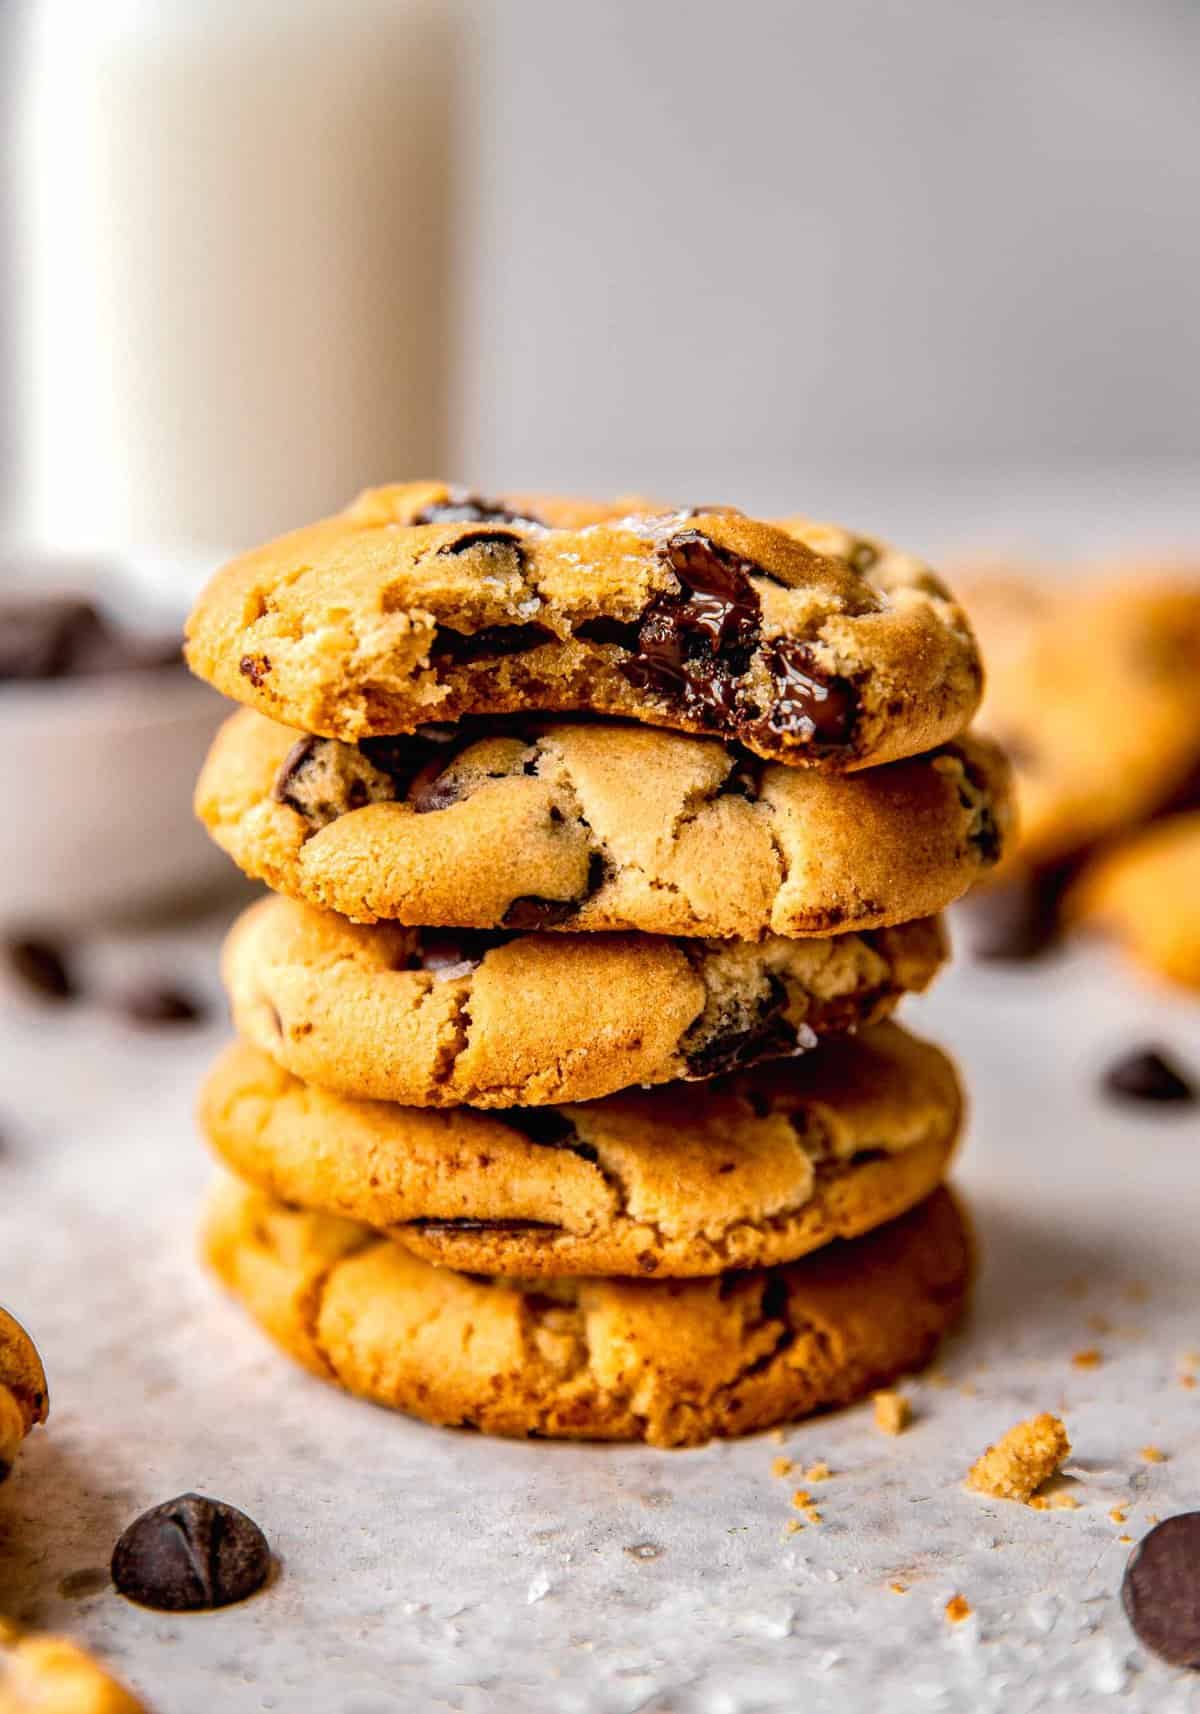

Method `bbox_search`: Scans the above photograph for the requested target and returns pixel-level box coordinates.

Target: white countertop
[1,905,1199,1713]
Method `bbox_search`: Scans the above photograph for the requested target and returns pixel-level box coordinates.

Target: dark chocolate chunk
[273,735,398,829]
[239,654,271,686]
[718,752,764,800]
[500,851,608,930]
[1103,1048,1196,1105]
[966,867,1071,962]
[620,531,764,726]
[1121,1514,1200,1666]
[115,981,206,1027]
[411,493,545,528]
[0,1458,11,1485]
[4,936,76,1002]
[575,616,642,649]
[430,623,553,667]
[755,640,858,748]
[684,975,810,1080]
[111,1493,270,1612]
[412,929,512,975]
[435,529,525,560]
[496,1108,598,1163]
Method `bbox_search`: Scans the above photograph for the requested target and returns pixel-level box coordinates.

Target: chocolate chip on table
[1121,1514,1200,1666]
[0,595,104,680]
[967,867,1072,962]
[1103,1048,1196,1105]
[4,936,76,1002]
[111,1493,270,1612]
[115,981,206,1027]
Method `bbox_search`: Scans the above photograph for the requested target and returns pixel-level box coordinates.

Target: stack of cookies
[185,484,1011,1447]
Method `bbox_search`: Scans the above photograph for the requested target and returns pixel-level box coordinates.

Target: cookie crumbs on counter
[966,1412,1071,1503]
[1110,1507,1127,1525]
[1147,1514,1160,1524]
[890,1582,907,1595]
[1118,1533,1133,1543]
[944,1595,972,1624]
[768,1428,786,1444]
[783,1519,803,1535]
[1087,1313,1113,1335]
[790,1489,812,1509]
[804,1508,823,1526]
[873,1390,911,1435]
[1071,1348,1103,1369]
[804,1461,831,1482]
[1180,1374,1196,1390]
[770,1456,794,1479]
[1140,1445,1167,1464]
[1028,1491,1079,1511]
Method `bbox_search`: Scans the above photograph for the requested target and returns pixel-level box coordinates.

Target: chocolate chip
[115,981,206,1027]
[435,529,525,559]
[4,936,76,1002]
[496,1108,599,1163]
[430,623,553,667]
[412,929,511,976]
[273,736,399,830]
[411,493,545,527]
[500,852,609,930]
[684,975,811,1080]
[576,616,642,649]
[967,867,1071,961]
[408,1218,559,1235]
[239,654,271,686]
[1122,1514,1200,1666]
[1103,1048,1196,1105]
[621,532,762,723]
[0,1458,11,1485]
[111,1493,270,1611]
[718,752,764,800]
[755,640,858,748]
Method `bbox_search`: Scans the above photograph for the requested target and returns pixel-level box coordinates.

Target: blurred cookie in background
[954,566,1200,963]
[1068,812,1200,992]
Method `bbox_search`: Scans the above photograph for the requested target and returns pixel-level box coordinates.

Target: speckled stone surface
[1,909,1198,1713]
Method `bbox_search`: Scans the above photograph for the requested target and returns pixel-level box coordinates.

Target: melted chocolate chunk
[500,852,609,930]
[1122,1514,1200,1666]
[4,936,76,1002]
[755,640,858,748]
[411,493,545,527]
[412,929,512,975]
[621,533,762,723]
[111,1494,270,1612]
[430,622,553,667]
[436,529,525,560]
[684,975,808,1080]
[1103,1047,1196,1105]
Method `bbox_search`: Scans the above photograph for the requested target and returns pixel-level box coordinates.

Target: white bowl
[0,665,233,926]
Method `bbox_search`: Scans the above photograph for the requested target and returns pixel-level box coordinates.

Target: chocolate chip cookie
[0,1621,147,1714]
[201,1177,969,1446]
[185,485,983,770]
[961,569,1200,869]
[222,895,945,1107]
[199,1023,962,1278]
[0,1309,47,1484]
[197,710,1010,935]
[1069,812,1200,990]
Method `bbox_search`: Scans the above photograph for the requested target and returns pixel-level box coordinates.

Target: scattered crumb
[804,1508,823,1526]
[1071,1348,1103,1369]
[1118,1533,1132,1543]
[959,1381,977,1397]
[890,1582,907,1595]
[1180,1374,1196,1390]
[804,1461,831,1482]
[1064,1275,1089,1298]
[1087,1313,1113,1335]
[771,1456,794,1479]
[791,1490,812,1510]
[1110,1507,1127,1525]
[966,1412,1071,1503]
[783,1519,803,1535]
[1124,1281,1149,1303]
[1029,1491,1080,1511]
[1140,1445,1166,1464]
[768,1428,785,1444]
[1148,1513,1160,1524]
[945,1595,972,1624]
[873,1390,912,1435]
[927,1370,950,1389]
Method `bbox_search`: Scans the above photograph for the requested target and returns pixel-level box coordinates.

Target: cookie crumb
[1110,1507,1127,1525]
[966,1412,1071,1503]
[768,1428,786,1444]
[783,1519,803,1535]
[945,1594,972,1624]
[803,1508,823,1526]
[804,1460,831,1482]
[890,1582,907,1595]
[873,1390,911,1435]
[1088,1313,1113,1335]
[1071,1348,1103,1369]
[790,1489,812,1509]
[1140,1445,1166,1464]
[771,1456,794,1479]
[1029,1491,1079,1511]
[1181,1374,1196,1390]
[1119,1533,1133,1543]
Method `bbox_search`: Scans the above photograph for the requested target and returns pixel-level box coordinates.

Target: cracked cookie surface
[961,568,1200,869]
[185,483,983,771]
[0,1310,47,1485]
[199,1023,962,1278]
[222,895,945,1107]
[0,1622,147,1714]
[201,1178,969,1446]
[1068,811,1200,990]
[197,709,1010,936]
